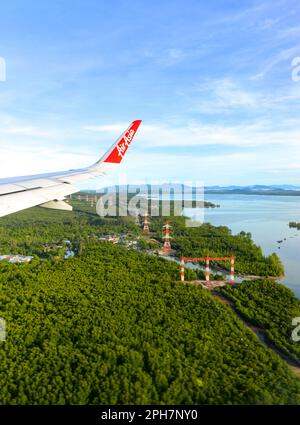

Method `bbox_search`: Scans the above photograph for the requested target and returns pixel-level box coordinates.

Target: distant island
[289,222,300,230]
[205,185,300,196]
[84,184,300,197]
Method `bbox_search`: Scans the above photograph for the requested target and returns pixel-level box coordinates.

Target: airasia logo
[117,129,135,158]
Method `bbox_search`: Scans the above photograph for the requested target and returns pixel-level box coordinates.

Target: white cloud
[250,46,300,80]
[179,75,300,117]
[0,140,94,179]
[261,17,281,30]
[84,124,126,133]
[140,47,187,67]
[249,73,265,81]
[277,25,300,39]
[0,126,51,137]
[182,78,265,114]
[205,79,258,107]
[84,120,300,149]
[1,111,300,187]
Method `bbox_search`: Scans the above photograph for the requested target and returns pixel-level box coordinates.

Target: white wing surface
[0,120,142,217]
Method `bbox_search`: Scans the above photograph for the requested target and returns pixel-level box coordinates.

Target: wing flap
[0,182,77,218]
[0,184,28,196]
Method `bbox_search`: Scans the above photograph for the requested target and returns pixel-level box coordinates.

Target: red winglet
[104,120,142,164]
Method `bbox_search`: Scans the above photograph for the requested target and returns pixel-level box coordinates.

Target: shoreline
[213,291,300,378]
[237,273,284,280]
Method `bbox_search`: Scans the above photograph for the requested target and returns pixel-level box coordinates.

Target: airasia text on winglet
[117,128,135,159]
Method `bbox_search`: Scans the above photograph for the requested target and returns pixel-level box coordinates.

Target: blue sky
[0,0,300,188]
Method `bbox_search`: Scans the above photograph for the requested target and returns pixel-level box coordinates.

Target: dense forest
[150,216,284,277]
[0,204,137,258]
[221,280,300,364]
[0,198,296,404]
[0,198,284,278]
[0,242,299,404]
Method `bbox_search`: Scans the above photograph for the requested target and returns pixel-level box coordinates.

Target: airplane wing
[0,120,142,218]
